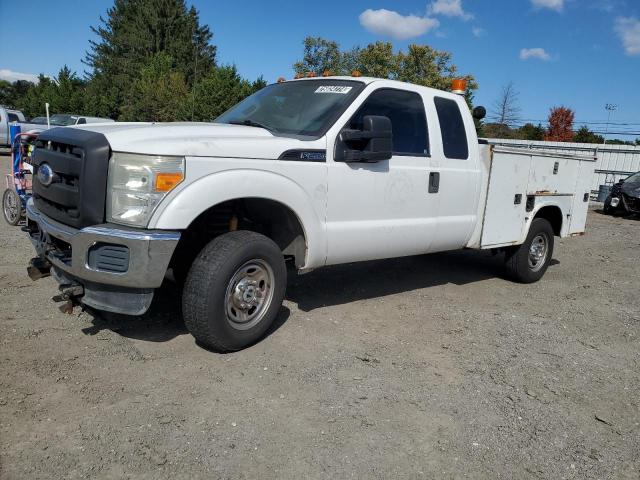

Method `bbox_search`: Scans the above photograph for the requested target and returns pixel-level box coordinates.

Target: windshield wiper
[228,119,277,133]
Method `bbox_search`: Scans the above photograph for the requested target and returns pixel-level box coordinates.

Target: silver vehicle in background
[0,106,27,146]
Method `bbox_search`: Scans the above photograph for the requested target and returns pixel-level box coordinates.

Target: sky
[0,0,639,138]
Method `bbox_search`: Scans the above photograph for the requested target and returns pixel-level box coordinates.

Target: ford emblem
[38,163,54,187]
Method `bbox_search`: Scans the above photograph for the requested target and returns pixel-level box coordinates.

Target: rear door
[325,85,441,265]
[428,96,482,251]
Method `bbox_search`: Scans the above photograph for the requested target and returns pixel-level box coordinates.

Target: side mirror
[336,115,392,162]
[618,178,625,184]
[472,106,486,120]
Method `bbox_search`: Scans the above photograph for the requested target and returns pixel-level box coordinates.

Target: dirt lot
[0,156,638,480]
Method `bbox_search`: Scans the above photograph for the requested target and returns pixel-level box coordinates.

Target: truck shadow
[81,249,556,343]
[287,249,520,312]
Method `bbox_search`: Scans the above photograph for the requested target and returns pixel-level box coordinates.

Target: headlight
[106,152,185,227]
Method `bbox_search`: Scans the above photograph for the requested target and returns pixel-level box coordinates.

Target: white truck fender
[521,196,573,243]
[149,168,327,269]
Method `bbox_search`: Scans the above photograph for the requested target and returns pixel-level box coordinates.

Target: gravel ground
[1,155,638,479]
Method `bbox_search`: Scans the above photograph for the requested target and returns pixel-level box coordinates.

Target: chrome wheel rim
[528,233,549,272]
[224,259,275,330]
[3,191,19,224]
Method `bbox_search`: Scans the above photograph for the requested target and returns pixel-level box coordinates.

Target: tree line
[0,0,478,124]
[0,0,266,122]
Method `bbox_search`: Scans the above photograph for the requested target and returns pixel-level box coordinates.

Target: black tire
[504,218,554,283]
[3,189,22,226]
[182,230,286,352]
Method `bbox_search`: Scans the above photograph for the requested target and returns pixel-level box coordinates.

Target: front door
[325,86,441,265]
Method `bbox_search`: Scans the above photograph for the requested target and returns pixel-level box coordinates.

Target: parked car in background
[19,114,115,134]
[0,106,26,146]
[604,171,640,216]
[29,116,48,125]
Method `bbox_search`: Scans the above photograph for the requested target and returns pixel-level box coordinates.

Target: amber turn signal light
[155,172,184,192]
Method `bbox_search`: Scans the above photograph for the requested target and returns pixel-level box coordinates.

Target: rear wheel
[2,189,22,226]
[182,230,286,352]
[504,218,554,283]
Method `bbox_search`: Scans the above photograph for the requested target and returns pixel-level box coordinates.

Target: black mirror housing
[336,115,393,163]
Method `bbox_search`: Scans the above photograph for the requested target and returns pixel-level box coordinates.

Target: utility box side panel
[569,158,597,234]
[480,150,531,247]
[527,156,580,195]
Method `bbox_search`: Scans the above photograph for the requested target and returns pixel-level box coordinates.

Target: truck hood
[73,122,325,159]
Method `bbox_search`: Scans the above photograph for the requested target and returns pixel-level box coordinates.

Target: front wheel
[3,189,22,226]
[504,218,554,283]
[182,231,287,352]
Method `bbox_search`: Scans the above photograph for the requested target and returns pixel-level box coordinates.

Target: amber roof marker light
[451,79,467,95]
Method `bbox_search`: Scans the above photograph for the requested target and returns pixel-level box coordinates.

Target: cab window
[348,88,429,156]
[8,113,19,122]
[434,97,468,160]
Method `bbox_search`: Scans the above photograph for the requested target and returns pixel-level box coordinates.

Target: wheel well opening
[170,198,307,274]
[534,206,563,236]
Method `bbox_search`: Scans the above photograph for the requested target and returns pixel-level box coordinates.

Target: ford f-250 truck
[24,76,595,352]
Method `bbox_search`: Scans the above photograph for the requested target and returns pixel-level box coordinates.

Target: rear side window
[77,118,87,124]
[434,97,468,160]
[8,113,19,122]
[349,88,429,156]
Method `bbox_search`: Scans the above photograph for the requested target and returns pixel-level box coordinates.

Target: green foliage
[518,123,545,141]
[293,36,477,100]
[187,66,266,121]
[573,126,604,144]
[2,0,264,122]
[120,53,189,121]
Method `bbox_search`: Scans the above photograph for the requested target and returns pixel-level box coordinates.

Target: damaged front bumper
[25,199,180,315]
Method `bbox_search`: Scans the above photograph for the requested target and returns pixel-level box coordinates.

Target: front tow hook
[53,284,85,314]
[27,257,52,281]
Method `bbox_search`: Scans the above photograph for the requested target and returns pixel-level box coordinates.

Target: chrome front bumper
[26,199,180,290]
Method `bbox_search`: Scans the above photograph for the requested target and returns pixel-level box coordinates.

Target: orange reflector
[155,172,183,192]
[451,78,467,94]
[277,76,286,83]
[322,70,333,77]
[351,70,362,77]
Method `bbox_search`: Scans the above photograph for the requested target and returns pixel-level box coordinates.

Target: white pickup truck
[24,76,595,351]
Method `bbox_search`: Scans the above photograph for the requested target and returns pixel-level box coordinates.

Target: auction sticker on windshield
[315,86,353,94]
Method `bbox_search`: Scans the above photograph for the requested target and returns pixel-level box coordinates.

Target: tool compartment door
[569,158,596,234]
[480,150,531,247]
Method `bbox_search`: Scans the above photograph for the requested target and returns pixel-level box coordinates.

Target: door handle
[429,172,440,193]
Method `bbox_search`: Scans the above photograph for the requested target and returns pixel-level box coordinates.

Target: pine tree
[84,0,216,118]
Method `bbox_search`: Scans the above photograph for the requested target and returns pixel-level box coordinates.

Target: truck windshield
[216,80,365,137]
[49,114,79,126]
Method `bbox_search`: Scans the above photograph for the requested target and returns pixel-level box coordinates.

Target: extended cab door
[427,95,482,251]
[324,84,441,265]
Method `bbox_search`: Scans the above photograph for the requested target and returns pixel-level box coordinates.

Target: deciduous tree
[490,82,521,127]
[545,106,574,142]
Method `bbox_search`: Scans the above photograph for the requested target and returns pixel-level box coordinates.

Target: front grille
[32,128,111,228]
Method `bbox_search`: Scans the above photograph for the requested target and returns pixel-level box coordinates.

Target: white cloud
[520,48,552,61]
[615,17,640,56]
[530,0,564,12]
[0,69,39,83]
[428,0,473,20]
[472,27,486,37]
[359,9,439,40]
